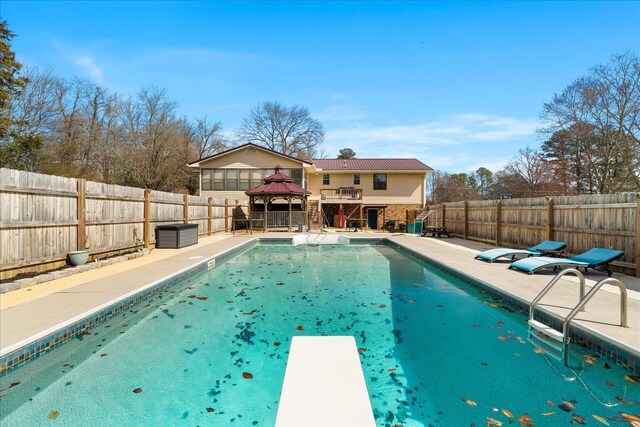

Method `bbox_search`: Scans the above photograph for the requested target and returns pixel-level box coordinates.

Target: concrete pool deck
[1,232,639,359]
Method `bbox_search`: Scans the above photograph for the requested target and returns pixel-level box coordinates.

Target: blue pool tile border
[388,240,639,374]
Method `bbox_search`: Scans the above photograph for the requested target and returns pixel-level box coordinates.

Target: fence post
[546,197,554,241]
[183,194,189,224]
[225,199,229,232]
[495,200,502,246]
[441,203,446,229]
[76,178,86,251]
[143,189,151,248]
[463,200,468,240]
[636,198,640,278]
[208,197,213,235]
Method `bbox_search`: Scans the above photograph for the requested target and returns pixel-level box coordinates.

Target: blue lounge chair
[475,240,567,263]
[508,248,624,277]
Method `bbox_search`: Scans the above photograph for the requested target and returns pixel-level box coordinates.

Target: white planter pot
[68,250,90,266]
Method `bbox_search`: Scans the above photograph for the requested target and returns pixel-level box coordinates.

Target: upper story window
[353,174,360,185]
[202,168,303,190]
[373,173,387,190]
[323,174,330,185]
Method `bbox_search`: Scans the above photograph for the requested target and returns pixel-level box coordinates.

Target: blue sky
[2,1,639,172]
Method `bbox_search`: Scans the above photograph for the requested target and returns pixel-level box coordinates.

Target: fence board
[0,169,233,279]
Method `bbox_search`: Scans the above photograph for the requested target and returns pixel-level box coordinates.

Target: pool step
[528,319,563,342]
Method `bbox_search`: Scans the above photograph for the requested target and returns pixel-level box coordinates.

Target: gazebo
[245,165,311,232]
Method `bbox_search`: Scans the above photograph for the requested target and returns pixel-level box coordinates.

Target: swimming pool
[1,242,638,426]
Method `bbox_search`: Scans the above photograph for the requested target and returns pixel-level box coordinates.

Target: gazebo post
[263,196,268,232]
[288,196,292,231]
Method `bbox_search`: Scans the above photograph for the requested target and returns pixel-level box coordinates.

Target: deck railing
[320,188,362,200]
[251,211,307,228]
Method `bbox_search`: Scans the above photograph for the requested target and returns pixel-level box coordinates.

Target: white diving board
[275,336,376,427]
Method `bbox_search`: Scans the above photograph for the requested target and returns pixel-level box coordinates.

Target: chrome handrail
[529,268,586,322]
[562,277,628,366]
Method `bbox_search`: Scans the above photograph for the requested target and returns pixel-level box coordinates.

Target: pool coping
[1,235,638,377]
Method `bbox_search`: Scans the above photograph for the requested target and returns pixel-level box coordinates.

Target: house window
[201,169,213,191]
[353,174,360,185]
[213,170,224,190]
[239,169,251,190]
[251,169,264,187]
[323,174,330,185]
[226,169,238,190]
[373,173,387,190]
[291,169,303,187]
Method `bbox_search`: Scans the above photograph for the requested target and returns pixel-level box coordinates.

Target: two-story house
[187,143,432,230]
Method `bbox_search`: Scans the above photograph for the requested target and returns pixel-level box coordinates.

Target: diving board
[275,336,376,427]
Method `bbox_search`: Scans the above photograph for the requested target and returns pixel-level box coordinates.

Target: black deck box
[155,223,199,248]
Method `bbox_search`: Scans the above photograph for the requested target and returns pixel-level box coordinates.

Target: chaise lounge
[475,240,567,263]
[508,248,624,277]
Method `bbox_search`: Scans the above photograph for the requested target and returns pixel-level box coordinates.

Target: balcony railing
[320,187,362,201]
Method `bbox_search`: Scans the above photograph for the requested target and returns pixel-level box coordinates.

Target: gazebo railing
[252,211,307,228]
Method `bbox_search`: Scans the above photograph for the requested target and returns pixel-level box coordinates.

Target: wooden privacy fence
[418,193,639,277]
[0,168,248,280]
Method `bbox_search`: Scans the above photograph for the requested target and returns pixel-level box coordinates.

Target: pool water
[0,243,638,426]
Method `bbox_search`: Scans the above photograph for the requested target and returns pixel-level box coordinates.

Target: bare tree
[194,116,227,159]
[236,101,324,158]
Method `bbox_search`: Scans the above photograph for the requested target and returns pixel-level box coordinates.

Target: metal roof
[310,158,432,171]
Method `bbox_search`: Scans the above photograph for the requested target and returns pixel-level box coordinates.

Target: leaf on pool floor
[615,396,631,404]
[591,414,610,425]
[408,299,416,304]
[605,381,615,387]
[518,415,533,426]
[100,353,107,357]
[243,310,258,316]
[276,282,285,286]
[516,336,526,344]
[603,362,611,369]
[497,334,507,341]
[206,407,215,413]
[242,372,253,380]
[624,375,639,384]
[581,354,599,365]
[484,301,498,307]
[541,412,555,416]
[501,408,514,418]
[47,411,59,420]
[274,342,281,347]
[379,304,387,309]
[460,396,477,407]
[486,417,503,426]
[621,413,640,422]
[196,296,208,301]
[296,326,304,331]
[546,400,555,407]
[133,388,142,393]
[358,348,367,353]
[571,414,586,424]
[533,348,545,354]
[558,401,574,413]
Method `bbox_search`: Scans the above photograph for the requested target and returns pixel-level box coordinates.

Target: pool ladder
[527,268,628,368]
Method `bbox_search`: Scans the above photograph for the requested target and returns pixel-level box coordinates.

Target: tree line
[428,52,639,203]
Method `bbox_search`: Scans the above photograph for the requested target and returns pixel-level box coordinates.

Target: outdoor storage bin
[155,224,199,249]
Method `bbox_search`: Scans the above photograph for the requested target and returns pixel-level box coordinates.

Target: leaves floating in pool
[133,388,142,393]
[296,326,304,331]
[460,396,477,407]
[47,411,59,420]
[624,375,639,384]
[486,417,502,426]
[501,408,514,418]
[621,413,640,423]
[497,334,507,341]
[533,348,544,354]
[571,414,586,424]
[558,401,574,413]
[582,354,599,365]
[518,414,533,426]
[541,411,555,416]
[591,414,610,425]
[242,372,253,380]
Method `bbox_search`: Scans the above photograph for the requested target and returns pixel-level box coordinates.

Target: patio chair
[475,240,567,263]
[508,248,624,277]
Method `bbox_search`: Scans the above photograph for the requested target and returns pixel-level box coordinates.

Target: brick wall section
[313,203,422,230]
[377,204,422,229]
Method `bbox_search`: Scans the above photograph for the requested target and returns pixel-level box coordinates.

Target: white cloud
[74,55,103,81]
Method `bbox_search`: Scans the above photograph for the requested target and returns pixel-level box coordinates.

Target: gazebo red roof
[245,166,311,197]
